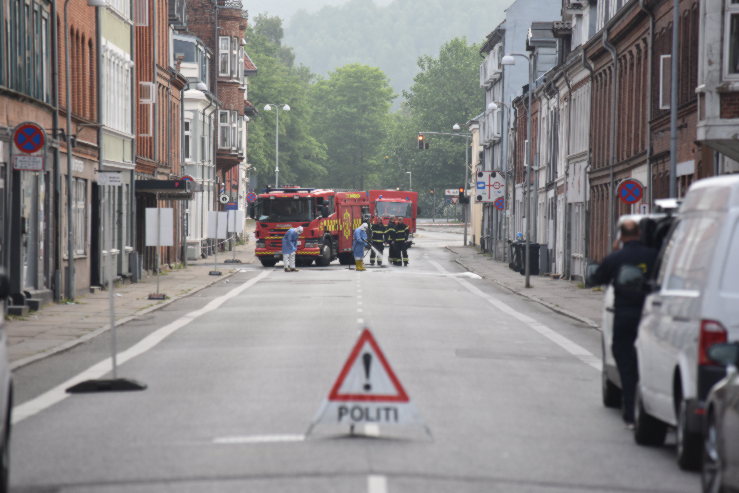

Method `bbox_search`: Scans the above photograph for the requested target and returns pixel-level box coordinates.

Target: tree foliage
[309,64,395,190]
[284,0,506,96]
[246,15,326,189]
[375,38,484,214]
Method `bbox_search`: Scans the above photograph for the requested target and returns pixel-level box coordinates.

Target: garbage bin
[515,242,540,276]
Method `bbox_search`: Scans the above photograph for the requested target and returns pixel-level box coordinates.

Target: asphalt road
[9,228,700,492]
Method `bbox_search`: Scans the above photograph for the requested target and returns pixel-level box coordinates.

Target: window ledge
[716,81,739,93]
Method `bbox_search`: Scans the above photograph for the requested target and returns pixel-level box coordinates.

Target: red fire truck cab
[249,187,370,267]
[368,190,419,233]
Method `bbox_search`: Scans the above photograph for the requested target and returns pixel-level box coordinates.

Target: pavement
[5,231,259,370]
[448,244,604,329]
[4,223,606,370]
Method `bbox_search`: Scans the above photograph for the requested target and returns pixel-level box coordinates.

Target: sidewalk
[448,245,604,329]
[6,237,257,370]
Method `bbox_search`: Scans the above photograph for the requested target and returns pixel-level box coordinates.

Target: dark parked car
[702,342,739,493]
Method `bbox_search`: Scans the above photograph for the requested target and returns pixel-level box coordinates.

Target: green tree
[246,15,326,189]
[377,38,483,214]
[310,64,395,190]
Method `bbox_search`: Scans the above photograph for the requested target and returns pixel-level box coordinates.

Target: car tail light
[699,320,728,366]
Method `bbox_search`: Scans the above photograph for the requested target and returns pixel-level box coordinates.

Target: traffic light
[458,187,469,204]
[417,134,429,149]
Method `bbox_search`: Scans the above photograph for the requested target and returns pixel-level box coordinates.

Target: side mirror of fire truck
[320,205,329,218]
[248,203,256,219]
[417,206,422,215]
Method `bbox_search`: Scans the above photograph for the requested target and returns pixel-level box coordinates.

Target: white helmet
[360,223,368,230]
[296,226,304,234]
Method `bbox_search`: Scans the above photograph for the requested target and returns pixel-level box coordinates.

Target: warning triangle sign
[308,328,428,435]
[328,328,409,403]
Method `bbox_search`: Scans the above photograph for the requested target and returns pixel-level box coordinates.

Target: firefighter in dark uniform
[391,216,410,266]
[386,217,399,266]
[589,219,657,427]
[369,216,387,266]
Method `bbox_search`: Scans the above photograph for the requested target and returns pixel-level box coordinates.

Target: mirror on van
[707,343,739,367]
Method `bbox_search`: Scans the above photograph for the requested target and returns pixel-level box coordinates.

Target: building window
[7,0,51,102]
[219,110,230,148]
[74,178,87,255]
[659,54,671,110]
[237,115,243,151]
[727,0,739,77]
[184,119,191,160]
[219,36,230,76]
[230,37,238,79]
[230,110,237,150]
[102,42,133,134]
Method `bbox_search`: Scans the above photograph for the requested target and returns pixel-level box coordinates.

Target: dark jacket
[370,223,387,244]
[393,222,409,243]
[591,240,658,312]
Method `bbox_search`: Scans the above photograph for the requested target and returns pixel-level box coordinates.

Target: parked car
[598,202,678,409]
[702,342,739,493]
[0,271,12,493]
[633,175,739,470]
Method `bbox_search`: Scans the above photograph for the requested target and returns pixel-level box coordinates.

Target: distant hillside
[284,0,509,97]
[246,0,394,23]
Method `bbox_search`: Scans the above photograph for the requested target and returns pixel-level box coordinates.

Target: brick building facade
[135,0,188,269]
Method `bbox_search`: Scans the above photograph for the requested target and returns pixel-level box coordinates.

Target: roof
[243,51,257,75]
[481,21,506,54]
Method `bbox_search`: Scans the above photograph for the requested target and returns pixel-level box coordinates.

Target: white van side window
[720,221,739,294]
[664,217,719,292]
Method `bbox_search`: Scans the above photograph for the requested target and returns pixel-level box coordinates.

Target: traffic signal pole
[417,130,471,244]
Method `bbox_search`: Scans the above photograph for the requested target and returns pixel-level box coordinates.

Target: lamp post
[418,127,471,245]
[487,100,510,261]
[263,103,290,187]
[452,123,470,246]
[501,52,533,288]
[406,171,412,191]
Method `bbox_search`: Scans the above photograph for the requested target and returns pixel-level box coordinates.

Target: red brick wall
[720,93,739,119]
[57,0,98,155]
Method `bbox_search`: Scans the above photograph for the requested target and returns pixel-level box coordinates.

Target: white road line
[12,271,273,425]
[429,260,600,371]
[357,318,365,325]
[213,434,305,445]
[357,308,364,313]
[367,475,388,493]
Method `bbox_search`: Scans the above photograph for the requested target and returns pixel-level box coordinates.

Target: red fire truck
[368,190,419,233]
[249,187,370,267]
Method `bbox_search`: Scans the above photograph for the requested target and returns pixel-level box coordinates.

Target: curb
[445,246,600,330]
[9,264,247,371]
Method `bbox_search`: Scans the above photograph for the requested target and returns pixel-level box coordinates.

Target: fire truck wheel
[259,257,277,267]
[316,243,332,266]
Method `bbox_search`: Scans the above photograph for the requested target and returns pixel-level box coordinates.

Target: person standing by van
[590,219,657,427]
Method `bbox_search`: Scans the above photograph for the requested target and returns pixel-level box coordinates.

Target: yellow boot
[357,260,366,271]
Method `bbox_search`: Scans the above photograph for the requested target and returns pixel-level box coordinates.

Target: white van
[634,175,739,471]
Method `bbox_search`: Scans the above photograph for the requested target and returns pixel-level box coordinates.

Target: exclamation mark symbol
[362,352,372,391]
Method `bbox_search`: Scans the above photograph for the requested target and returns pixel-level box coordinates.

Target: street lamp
[452,123,470,246]
[406,171,412,191]
[501,52,534,288]
[263,103,290,187]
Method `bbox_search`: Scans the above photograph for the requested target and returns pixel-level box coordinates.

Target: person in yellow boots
[353,222,369,271]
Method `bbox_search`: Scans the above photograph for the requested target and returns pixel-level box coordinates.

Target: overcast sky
[246,0,395,23]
